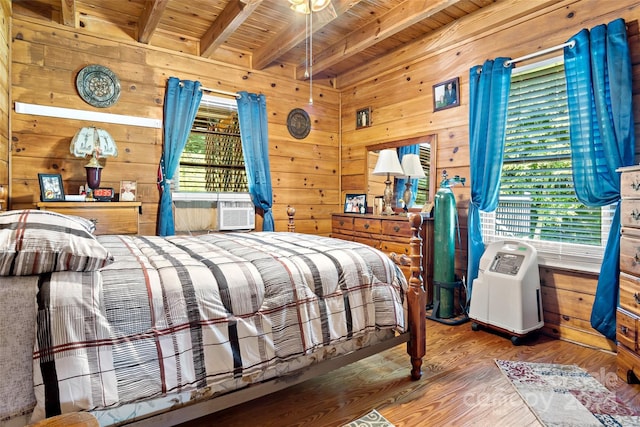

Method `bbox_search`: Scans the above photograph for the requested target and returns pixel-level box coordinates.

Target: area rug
[496,360,640,426]
[342,409,395,427]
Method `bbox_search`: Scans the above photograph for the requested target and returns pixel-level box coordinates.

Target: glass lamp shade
[289,0,331,13]
[71,126,118,167]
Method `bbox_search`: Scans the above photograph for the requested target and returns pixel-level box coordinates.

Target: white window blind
[480,59,614,272]
[178,95,248,193]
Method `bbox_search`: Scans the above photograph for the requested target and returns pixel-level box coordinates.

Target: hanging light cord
[308,0,314,105]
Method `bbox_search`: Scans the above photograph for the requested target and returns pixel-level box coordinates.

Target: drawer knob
[632,180,640,191]
[621,325,629,334]
[635,293,640,304]
[632,209,640,221]
[364,223,370,229]
[394,226,400,232]
[89,218,98,225]
[339,220,345,226]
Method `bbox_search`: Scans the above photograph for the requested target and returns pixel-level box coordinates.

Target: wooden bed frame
[123,208,426,426]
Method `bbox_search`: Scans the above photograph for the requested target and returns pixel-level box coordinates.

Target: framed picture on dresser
[344,193,367,214]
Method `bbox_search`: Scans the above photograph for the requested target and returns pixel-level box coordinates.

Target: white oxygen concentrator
[469,240,543,345]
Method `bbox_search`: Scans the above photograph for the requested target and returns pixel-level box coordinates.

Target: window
[177,95,248,193]
[480,58,614,272]
[413,143,431,207]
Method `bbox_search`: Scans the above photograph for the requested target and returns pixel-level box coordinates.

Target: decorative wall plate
[76,64,121,108]
[287,108,311,139]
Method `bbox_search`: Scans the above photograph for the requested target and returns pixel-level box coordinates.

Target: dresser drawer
[620,233,640,276]
[621,200,640,229]
[617,308,638,351]
[616,345,640,384]
[353,217,381,234]
[380,239,411,256]
[619,273,640,315]
[620,168,640,199]
[332,215,354,232]
[381,218,412,241]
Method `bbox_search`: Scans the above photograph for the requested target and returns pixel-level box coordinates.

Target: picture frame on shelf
[356,107,372,129]
[38,173,65,201]
[433,77,460,112]
[344,193,367,214]
[119,180,137,201]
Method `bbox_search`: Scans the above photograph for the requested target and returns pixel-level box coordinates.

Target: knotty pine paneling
[339,0,640,350]
[0,0,8,210]
[11,15,340,235]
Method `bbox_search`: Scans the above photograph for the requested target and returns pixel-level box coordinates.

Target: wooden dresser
[331,213,434,304]
[617,165,640,383]
[36,201,142,235]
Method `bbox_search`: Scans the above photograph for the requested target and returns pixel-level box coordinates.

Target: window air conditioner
[172,192,254,232]
[218,200,255,231]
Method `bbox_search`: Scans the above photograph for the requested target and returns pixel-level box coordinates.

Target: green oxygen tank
[433,172,465,319]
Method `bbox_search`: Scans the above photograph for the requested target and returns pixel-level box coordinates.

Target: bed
[0,208,425,426]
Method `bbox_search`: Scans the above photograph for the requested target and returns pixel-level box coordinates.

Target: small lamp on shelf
[400,153,426,210]
[70,127,118,194]
[372,149,404,215]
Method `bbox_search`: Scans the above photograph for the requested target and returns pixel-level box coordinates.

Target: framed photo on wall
[344,193,367,214]
[433,77,460,112]
[356,107,372,129]
[38,173,65,201]
[119,180,137,201]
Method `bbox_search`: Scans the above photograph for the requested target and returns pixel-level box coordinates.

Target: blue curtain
[236,91,274,231]
[396,144,421,206]
[564,18,634,340]
[466,58,513,302]
[158,77,202,236]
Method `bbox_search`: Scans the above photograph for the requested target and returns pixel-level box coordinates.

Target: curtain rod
[200,86,240,98]
[504,40,575,67]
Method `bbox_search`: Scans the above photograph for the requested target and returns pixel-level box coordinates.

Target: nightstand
[36,201,141,235]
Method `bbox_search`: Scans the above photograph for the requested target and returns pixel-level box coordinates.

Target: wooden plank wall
[0,0,8,209]
[339,0,640,351]
[9,12,340,235]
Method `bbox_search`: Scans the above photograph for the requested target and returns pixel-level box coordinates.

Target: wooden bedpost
[407,213,426,380]
[287,206,296,232]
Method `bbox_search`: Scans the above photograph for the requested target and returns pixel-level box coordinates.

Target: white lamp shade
[400,154,426,179]
[70,127,118,158]
[372,149,404,176]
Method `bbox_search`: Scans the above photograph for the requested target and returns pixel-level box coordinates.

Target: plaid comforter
[32,232,407,419]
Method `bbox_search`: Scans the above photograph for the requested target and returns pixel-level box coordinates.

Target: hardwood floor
[181,319,640,427]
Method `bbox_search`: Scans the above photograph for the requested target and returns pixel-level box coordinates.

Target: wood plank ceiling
[12,0,497,87]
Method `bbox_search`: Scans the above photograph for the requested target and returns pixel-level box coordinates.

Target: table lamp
[372,149,404,215]
[400,153,426,209]
[70,126,118,191]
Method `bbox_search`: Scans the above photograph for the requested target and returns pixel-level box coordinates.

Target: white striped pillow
[0,209,114,276]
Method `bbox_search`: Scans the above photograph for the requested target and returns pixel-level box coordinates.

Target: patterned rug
[496,360,640,426]
[343,409,395,427]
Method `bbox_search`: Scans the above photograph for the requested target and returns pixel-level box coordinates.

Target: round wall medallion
[287,108,311,139]
[76,64,121,108]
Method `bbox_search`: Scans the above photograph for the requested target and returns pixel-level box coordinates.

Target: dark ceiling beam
[60,0,77,27]
[200,0,263,58]
[252,0,361,70]
[298,0,459,79]
[138,0,170,44]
